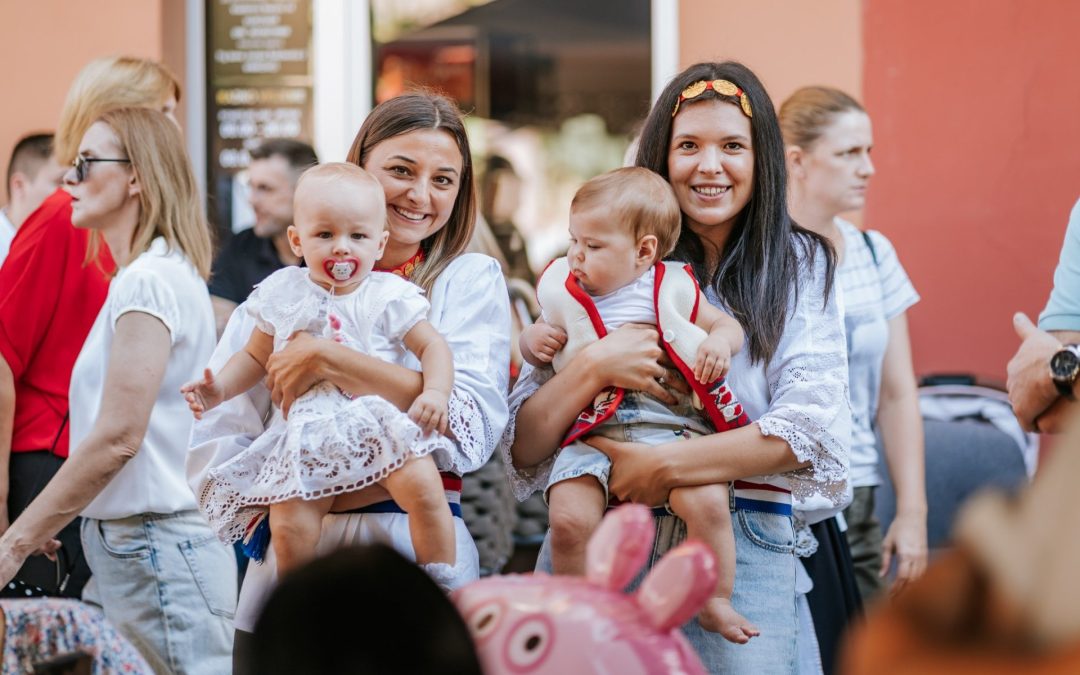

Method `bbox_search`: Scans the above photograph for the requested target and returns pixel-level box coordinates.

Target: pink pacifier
[323,258,359,281]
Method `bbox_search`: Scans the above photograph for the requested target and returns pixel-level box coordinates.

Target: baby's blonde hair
[571,167,681,260]
[294,162,387,228]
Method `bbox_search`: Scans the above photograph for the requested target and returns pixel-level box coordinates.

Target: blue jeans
[81,510,236,674]
[536,509,796,673]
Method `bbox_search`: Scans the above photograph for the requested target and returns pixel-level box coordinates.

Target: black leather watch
[1050,344,1080,400]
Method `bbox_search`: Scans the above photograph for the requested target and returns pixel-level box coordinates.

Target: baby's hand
[523,323,568,363]
[694,335,732,385]
[409,389,449,435]
[180,368,225,420]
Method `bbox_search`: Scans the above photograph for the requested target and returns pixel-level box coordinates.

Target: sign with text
[206,0,314,236]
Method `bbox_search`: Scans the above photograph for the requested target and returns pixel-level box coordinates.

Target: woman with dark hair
[187,92,510,672]
[501,61,850,670]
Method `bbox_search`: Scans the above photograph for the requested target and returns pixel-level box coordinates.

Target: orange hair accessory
[671,79,753,118]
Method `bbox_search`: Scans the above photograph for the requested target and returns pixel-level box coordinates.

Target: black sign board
[205,0,314,238]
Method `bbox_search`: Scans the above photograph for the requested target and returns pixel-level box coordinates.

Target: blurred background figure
[0,133,66,265]
[208,138,317,335]
[252,544,483,675]
[480,154,535,286]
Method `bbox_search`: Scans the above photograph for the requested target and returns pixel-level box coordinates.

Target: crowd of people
[0,51,1073,675]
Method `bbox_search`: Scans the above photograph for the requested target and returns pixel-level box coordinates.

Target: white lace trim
[792,514,820,558]
[197,386,454,544]
[498,365,557,502]
[440,388,493,475]
[758,413,848,507]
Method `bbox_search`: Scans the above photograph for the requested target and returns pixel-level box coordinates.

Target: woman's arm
[0,356,14,534]
[0,311,170,578]
[590,425,808,505]
[509,325,674,470]
[876,312,927,587]
[266,332,423,417]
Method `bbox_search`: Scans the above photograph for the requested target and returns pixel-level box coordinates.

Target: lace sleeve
[427,254,511,475]
[498,363,557,501]
[757,245,851,507]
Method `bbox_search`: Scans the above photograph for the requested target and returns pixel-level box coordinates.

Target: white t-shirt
[835,218,919,487]
[71,237,216,520]
[0,209,16,266]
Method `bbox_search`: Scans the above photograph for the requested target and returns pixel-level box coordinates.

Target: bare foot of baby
[698,597,760,644]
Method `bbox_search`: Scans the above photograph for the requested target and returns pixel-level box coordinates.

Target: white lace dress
[199,266,454,544]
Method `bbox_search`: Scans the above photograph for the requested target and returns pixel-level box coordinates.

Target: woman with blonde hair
[0,108,233,674]
[0,55,180,602]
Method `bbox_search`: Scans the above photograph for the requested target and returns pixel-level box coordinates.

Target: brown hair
[293,162,387,228]
[345,92,475,294]
[6,132,54,200]
[779,86,865,150]
[571,167,681,260]
[55,56,180,166]
[94,109,212,279]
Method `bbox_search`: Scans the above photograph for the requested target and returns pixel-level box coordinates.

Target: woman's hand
[586,436,672,506]
[585,324,676,403]
[881,512,928,592]
[0,537,60,586]
[266,332,326,416]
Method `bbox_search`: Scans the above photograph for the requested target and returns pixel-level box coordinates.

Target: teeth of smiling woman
[394,206,425,221]
[693,186,729,197]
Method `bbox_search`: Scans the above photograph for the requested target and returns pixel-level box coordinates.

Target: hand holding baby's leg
[269,496,334,575]
[669,484,760,643]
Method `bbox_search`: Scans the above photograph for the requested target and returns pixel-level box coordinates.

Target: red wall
[862,0,1080,381]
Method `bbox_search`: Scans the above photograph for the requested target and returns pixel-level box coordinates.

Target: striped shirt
[836,218,919,487]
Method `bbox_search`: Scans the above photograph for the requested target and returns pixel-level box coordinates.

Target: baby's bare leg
[269,495,335,576]
[547,476,607,576]
[381,454,455,566]
[668,483,760,643]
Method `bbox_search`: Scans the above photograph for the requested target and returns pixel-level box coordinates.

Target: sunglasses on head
[72,154,130,183]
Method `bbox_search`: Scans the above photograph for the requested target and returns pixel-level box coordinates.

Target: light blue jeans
[81,510,236,675]
[538,392,798,673]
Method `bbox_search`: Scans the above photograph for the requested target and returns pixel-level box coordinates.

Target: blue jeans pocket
[180,534,236,619]
[96,520,151,560]
[736,509,795,554]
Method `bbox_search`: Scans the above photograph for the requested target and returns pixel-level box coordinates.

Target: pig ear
[585,504,655,591]
[636,540,718,632]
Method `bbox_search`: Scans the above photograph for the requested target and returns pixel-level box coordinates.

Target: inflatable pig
[453,504,718,674]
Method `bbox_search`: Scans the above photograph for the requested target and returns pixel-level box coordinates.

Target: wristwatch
[1049,344,1080,400]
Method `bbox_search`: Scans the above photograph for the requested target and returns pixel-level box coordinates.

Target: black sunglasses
[72,154,130,183]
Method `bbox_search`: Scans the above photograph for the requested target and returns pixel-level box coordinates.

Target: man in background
[1007,197,1080,433]
[0,133,65,265]
[209,139,318,334]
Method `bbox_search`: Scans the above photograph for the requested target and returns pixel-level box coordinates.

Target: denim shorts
[80,510,236,675]
[546,391,712,503]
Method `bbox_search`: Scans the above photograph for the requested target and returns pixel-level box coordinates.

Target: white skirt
[198,382,453,544]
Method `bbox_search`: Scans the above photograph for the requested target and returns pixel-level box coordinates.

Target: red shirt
[0,189,115,457]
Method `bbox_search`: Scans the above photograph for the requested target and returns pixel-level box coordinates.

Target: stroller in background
[874,375,1038,552]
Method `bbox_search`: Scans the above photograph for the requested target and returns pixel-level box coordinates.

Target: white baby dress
[198,266,455,544]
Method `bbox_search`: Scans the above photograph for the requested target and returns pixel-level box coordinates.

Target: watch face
[1051,348,1080,379]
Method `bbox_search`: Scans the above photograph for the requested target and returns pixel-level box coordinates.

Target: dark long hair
[635,61,835,364]
[346,91,476,294]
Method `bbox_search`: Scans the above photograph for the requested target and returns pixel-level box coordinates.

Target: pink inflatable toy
[453,504,718,674]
